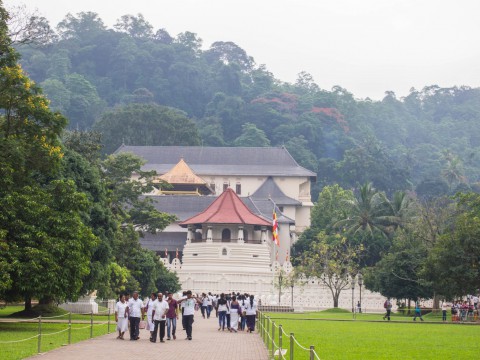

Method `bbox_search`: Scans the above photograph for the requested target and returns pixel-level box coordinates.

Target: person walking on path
[166,292,178,340]
[229,295,241,333]
[383,298,392,321]
[115,294,129,340]
[128,291,145,340]
[145,292,156,339]
[178,290,202,340]
[413,301,424,321]
[201,293,208,319]
[245,294,258,333]
[217,293,229,331]
[151,292,169,343]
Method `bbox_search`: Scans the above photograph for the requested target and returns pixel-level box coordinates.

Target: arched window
[221,229,231,242]
[222,248,227,256]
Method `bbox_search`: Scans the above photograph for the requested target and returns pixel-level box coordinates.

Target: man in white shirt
[178,290,202,340]
[207,292,213,319]
[151,292,169,343]
[128,291,145,341]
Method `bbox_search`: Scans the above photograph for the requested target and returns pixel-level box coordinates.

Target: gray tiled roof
[251,177,301,206]
[140,232,186,252]
[115,145,316,178]
[148,195,294,224]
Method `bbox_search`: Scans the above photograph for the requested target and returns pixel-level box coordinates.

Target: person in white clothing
[145,292,156,337]
[229,295,241,333]
[178,290,202,340]
[151,293,169,343]
[128,291,145,340]
[115,294,129,339]
[244,294,258,333]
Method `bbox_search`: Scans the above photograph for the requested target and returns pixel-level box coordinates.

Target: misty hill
[16,12,480,198]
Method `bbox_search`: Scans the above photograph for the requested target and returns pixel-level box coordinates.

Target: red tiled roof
[180,188,272,227]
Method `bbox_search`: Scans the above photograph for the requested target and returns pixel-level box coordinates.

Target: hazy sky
[6,0,480,99]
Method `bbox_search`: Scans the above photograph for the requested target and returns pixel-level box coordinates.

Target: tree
[1,181,97,309]
[300,232,363,307]
[334,183,393,238]
[6,4,56,45]
[233,122,270,147]
[93,103,201,154]
[424,193,480,299]
[114,14,153,39]
[365,229,432,304]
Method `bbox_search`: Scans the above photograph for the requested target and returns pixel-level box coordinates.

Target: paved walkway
[27,316,269,360]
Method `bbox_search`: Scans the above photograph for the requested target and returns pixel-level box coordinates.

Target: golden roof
[158,158,207,185]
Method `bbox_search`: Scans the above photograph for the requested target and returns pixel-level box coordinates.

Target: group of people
[199,292,258,333]
[449,295,479,322]
[381,294,480,322]
[114,290,259,343]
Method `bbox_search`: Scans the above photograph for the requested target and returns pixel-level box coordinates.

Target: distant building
[115,145,316,264]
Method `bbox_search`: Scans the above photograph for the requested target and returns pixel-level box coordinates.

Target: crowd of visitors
[114,290,259,342]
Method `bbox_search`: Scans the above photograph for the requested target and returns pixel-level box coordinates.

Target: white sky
[5,0,480,99]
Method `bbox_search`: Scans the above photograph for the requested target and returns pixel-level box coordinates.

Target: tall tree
[93,103,201,154]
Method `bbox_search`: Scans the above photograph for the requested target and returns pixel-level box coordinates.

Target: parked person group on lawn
[114,290,258,342]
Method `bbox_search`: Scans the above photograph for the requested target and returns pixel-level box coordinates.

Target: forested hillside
[16,12,480,199]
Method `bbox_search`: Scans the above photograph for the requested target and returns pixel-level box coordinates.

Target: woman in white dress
[115,294,129,339]
[145,293,156,338]
[229,295,241,333]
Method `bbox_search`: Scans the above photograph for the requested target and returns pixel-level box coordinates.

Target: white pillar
[237,225,244,243]
[261,226,267,244]
[187,225,194,244]
[206,226,213,243]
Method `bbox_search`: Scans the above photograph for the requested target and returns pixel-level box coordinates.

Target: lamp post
[351,275,355,313]
[291,283,294,308]
[357,273,363,313]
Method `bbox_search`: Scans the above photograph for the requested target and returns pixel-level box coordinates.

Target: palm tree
[334,183,394,238]
[388,190,417,230]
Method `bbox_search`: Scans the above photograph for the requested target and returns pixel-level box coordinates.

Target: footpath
[26,315,269,360]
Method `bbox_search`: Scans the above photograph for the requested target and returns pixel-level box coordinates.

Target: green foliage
[365,229,433,301]
[233,122,270,147]
[93,103,201,154]
[424,193,480,298]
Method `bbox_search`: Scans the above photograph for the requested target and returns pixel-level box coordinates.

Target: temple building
[115,145,316,264]
[177,188,274,295]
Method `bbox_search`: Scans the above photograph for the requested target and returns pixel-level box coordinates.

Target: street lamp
[357,273,363,313]
[351,275,355,313]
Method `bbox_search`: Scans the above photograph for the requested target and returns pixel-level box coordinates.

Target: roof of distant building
[114,145,316,178]
[158,158,208,185]
[251,176,301,206]
[179,188,272,227]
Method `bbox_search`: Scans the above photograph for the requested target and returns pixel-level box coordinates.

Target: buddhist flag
[176,248,179,259]
[272,210,279,246]
[286,250,289,262]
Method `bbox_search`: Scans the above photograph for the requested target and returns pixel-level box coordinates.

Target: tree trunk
[39,297,54,305]
[24,296,32,312]
[333,294,339,308]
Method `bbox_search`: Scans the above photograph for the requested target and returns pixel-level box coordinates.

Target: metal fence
[0,308,112,355]
[257,311,321,360]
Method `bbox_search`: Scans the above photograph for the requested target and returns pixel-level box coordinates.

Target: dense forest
[2,5,479,308]
[14,11,480,200]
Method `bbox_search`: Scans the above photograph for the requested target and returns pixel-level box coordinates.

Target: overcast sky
[6,0,480,99]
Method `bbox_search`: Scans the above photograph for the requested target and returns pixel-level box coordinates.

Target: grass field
[0,305,110,321]
[263,309,480,360]
[0,306,112,360]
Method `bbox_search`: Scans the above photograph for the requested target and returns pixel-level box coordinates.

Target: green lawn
[0,306,112,360]
[262,311,480,360]
[0,305,110,321]
[0,321,111,360]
